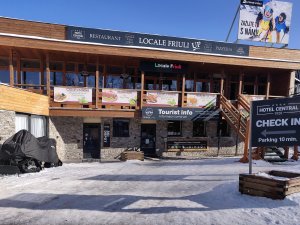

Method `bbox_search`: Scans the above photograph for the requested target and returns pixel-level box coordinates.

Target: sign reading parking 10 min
[251,97,300,147]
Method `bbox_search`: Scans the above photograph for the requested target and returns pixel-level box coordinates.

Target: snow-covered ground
[0,158,300,225]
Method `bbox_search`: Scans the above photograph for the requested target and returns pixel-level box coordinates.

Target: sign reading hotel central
[251,97,300,147]
[67,26,249,57]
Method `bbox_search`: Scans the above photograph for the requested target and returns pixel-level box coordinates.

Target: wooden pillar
[292,145,299,161]
[220,70,225,95]
[95,56,99,109]
[103,64,107,88]
[17,54,21,85]
[181,74,186,107]
[141,71,145,109]
[238,72,243,95]
[40,56,44,92]
[283,146,289,160]
[46,53,51,98]
[254,74,258,95]
[266,72,271,99]
[9,49,14,86]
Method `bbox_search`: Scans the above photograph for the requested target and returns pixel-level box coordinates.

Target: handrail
[238,94,250,113]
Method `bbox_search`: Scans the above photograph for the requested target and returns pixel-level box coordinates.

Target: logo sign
[66,26,249,57]
[140,61,188,74]
[251,97,300,147]
[142,107,219,121]
[103,124,110,147]
[238,0,293,44]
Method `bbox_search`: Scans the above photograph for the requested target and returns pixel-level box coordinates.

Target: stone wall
[49,117,83,161]
[0,110,15,145]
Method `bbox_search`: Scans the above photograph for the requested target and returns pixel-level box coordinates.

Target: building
[0,17,299,162]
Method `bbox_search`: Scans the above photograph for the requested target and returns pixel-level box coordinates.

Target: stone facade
[0,110,15,146]
[49,117,83,161]
[48,116,245,161]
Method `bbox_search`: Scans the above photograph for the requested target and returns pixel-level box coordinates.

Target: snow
[255,172,290,181]
[0,158,300,225]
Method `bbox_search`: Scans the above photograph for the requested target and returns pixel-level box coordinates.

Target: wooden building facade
[0,17,299,161]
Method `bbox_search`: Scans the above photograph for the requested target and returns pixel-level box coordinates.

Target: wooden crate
[120,151,144,161]
[239,170,300,200]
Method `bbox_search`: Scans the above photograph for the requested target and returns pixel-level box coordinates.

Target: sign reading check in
[251,97,300,147]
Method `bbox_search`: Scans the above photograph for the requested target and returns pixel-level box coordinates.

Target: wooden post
[17,54,21,85]
[141,71,145,109]
[220,70,225,95]
[283,146,289,160]
[240,119,250,163]
[266,72,271,99]
[238,72,243,95]
[46,53,51,99]
[103,64,107,88]
[40,56,44,93]
[292,145,299,161]
[95,56,99,109]
[9,49,14,86]
[181,74,186,107]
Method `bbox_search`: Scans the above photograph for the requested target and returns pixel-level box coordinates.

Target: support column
[9,49,14,86]
[95,56,99,109]
[266,72,271,99]
[141,71,145,109]
[238,71,243,95]
[288,71,296,97]
[220,70,225,95]
[46,53,51,98]
[181,74,186,107]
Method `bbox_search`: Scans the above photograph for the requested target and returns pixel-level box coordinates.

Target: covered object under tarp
[0,130,60,165]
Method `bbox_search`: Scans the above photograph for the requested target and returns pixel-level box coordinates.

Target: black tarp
[0,130,60,164]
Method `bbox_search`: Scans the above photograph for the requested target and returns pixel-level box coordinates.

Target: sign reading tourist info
[251,97,300,147]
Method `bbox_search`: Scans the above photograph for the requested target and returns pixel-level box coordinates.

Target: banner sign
[142,107,219,121]
[102,89,137,105]
[67,26,249,57]
[186,93,217,108]
[144,92,178,107]
[103,124,111,147]
[140,61,188,74]
[251,97,300,147]
[238,0,293,44]
[54,87,92,103]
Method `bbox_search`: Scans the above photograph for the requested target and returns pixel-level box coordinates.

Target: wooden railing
[220,95,247,140]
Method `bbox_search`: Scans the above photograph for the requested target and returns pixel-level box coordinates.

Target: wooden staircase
[220,94,299,162]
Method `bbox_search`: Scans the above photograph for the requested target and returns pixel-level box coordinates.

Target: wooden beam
[40,55,44,92]
[9,49,14,86]
[141,71,145,109]
[95,56,99,109]
[49,109,135,118]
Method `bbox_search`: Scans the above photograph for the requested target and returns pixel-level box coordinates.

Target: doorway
[83,123,101,159]
[141,124,156,156]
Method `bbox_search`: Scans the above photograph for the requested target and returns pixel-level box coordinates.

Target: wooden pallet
[120,151,144,161]
[239,170,300,200]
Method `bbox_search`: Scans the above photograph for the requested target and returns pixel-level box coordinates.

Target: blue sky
[0,0,299,49]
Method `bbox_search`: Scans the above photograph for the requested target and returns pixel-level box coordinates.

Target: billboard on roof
[238,0,293,44]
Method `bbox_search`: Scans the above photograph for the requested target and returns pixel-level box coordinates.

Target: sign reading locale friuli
[238,0,293,44]
[54,87,92,103]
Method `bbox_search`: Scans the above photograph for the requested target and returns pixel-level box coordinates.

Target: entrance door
[83,124,101,159]
[141,124,156,156]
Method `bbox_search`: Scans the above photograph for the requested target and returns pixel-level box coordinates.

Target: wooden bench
[120,151,144,161]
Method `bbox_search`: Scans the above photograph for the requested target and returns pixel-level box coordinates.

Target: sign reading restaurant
[66,26,249,57]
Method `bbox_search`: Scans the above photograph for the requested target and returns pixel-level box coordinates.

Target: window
[196,81,210,92]
[106,75,123,88]
[21,71,40,85]
[66,73,84,86]
[193,121,206,137]
[167,121,182,136]
[15,114,48,138]
[185,80,194,92]
[0,70,10,84]
[113,119,129,137]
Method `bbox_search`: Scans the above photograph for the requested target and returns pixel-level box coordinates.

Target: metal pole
[225,4,240,42]
[248,101,253,174]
